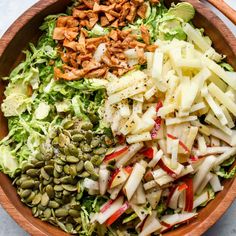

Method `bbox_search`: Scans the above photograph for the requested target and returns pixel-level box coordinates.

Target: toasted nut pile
[14,119,113,234]
[53,0,159,80]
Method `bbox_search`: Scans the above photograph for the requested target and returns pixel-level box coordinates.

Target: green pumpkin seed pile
[14,119,114,234]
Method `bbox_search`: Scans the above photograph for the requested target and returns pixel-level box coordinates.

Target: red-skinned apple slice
[108,166,132,189]
[168,183,188,209]
[100,199,114,213]
[157,159,177,178]
[184,178,194,212]
[151,117,162,139]
[156,101,163,112]
[167,133,190,153]
[139,212,162,236]
[104,146,129,162]
[105,201,129,226]
[140,147,154,159]
[160,212,197,233]
[96,196,124,224]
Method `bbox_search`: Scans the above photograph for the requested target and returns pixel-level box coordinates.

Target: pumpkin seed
[57,221,67,231]
[63,190,70,196]
[69,165,77,177]
[85,131,93,144]
[84,161,95,175]
[22,163,35,173]
[64,165,70,175]
[26,191,36,203]
[63,146,71,156]
[76,161,84,173]
[41,168,50,180]
[55,158,65,165]
[72,134,84,142]
[44,165,54,175]
[80,143,92,153]
[48,200,60,209]
[68,143,79,156]
[54,185,63,192]
[53,169,60,178]
[91,155,103,166]
[32,207,38,217]
[43,178,52,186]
[20,189,32,198]
[35,161,45,169]
[38,204,46,211]
[34,181,40,189]
[55,208,68,217]
[21,180,35,189]
[93,147,106,155]
[58,133,70,147]
[63,120,74,130]
[66,155,79,163]
[53,178,61,185]
[68,209,80,218]
[32,193,42,205]
[41,192,50,207]
[79,171,90,178]
[45,185,54,198]
[62,184,77,192]
[90,139,100,148]
[55,164,63,173]
[43,208,52,219]
[81,122,93,131]
[65,223,73,232]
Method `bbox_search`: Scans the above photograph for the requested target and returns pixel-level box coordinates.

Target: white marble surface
[0,1,235,236]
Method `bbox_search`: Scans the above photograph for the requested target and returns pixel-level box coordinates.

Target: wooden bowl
[0,0,235,235]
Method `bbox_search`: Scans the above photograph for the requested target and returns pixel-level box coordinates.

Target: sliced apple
[123,162,146,200]
[105,201,129,226]
[99,166,110,195]
[140,147,154,159]
[184,178,194,212]
[109,166,132,189]
[103,146,129,162]
[161,212,197,233]
[96,196,124,224]
[139,212,162,236]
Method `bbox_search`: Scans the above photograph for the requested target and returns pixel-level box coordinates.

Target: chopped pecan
[126,4,137,22]
[82,0,96,9]
[131,0,144,5]
[140,25,150,45]
[53,27,66,40]
[64,27,79,41]
[85,67,108,78]
[63,39,78,51]
[111,19,119,28]
[137,3,148,19]
[88,12,99,28]
[72,9,87,19]
[136,47,146,64]
[93,3,116,12]
[109,30,119,41]
[146,44,158,52]
[105,12,115,22]
[119,2,131,21]
[100,16,110,27]
[109,10,120,18]
[83,60,102,73]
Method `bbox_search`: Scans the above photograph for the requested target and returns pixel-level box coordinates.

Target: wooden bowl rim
[0,0,235,236]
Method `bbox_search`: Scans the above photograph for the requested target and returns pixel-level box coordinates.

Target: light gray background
[0,0,235,235]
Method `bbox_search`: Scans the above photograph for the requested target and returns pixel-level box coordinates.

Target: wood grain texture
[0,0,235,236]
[206,0,236,25]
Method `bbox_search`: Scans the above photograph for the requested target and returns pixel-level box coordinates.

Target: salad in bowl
[0,0,236,235]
